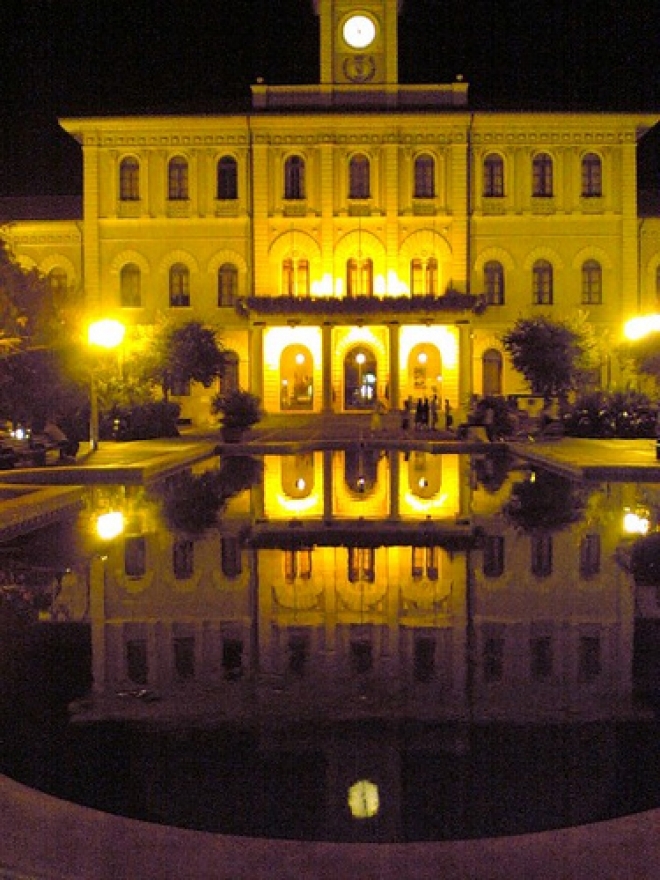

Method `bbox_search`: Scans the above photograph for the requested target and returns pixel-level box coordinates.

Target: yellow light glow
[402,491,449,514]
[88,319,125,349]
[624,314,660,341]
[623,511,650,535]
[348,780,380,819]
[96,511,125,540]
[275,492,321,513]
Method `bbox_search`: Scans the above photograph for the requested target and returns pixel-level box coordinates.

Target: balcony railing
[239,290,487,318]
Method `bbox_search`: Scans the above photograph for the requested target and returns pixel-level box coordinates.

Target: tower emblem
[343,55,376,83]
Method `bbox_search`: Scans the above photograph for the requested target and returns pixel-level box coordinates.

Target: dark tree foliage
[623,330,660,387]
[501,316,588,399]
[138,320,227,400]
[504,470,588,533]
[0,239,65,348]
[156,457,263,534]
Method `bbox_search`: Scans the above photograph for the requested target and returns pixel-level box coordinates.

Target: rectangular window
[222,637,243,679]
[348,547,375,583]
[288,632,309,677]
[483,535,505,577]
[580,534,601,577]
[173,636,195,680]
[483,637,504,683]
[532,262,553,305]
[350,640,373,675]
[531,535,552,577]
[221,537,242,578]
[414,636,435,682]
[530,636,553,680]
[173,539,194,579]
[412,546,424,580]
[124,536,146,578]
[126,639,148,684]
[579,635,601,682]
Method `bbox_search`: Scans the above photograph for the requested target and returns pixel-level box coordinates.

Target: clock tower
[313,0,402,86]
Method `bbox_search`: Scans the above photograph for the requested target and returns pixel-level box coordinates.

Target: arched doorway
[406,344,442,402]
[483,348,503,396]
[280,345,313,411]
[344,346,377,410]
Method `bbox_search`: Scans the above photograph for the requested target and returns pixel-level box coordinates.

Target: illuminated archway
[280,344,314,410]
[344,345,377,410]
[407,343,442,400]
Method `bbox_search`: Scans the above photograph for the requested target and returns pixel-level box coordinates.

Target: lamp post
[87,319,125,452]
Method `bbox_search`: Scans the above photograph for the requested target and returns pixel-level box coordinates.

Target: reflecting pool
[1,447,660,843]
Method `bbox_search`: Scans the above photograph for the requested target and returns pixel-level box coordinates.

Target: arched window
[532,259,553,304]
[119,157,140,201]
[282,258,310,296]
[349,154,370,199]
[532,153,553,197]
[413,154,435,198]
[581,260,602,304]
[169,263,190,307]
[168,156,189,200]
[217,156,238,200]
[120,263,141,308]
[48,267,68,303]
[347,258,373,296]
[217,263,238,306]
[483,154,504,198]
[410,258,438,295]
[482,348,503,396]
[581,153,602,197]
[284,155,305,200]
[220,351,239,395]
[484,261,505,305]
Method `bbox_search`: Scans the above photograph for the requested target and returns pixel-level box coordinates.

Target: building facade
[3,0,660,424]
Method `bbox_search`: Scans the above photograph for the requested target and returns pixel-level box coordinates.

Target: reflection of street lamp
[87,319,125,452]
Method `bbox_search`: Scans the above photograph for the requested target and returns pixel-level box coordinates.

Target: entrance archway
[344,346,377,410]
[280,344,314,411]
[406,344,442,402]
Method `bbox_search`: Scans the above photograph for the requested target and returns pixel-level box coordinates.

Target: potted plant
[212,389,262,443]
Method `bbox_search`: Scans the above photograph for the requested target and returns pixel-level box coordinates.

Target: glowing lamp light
[88,319,126,349]
[624,314,660,341]
[348,779,380,819]
[96,511,125,540]
[295,353,305,365]
[417,352,428,364]
[623,510,650,535]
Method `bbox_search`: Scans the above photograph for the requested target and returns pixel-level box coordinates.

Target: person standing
[430,395,439,431]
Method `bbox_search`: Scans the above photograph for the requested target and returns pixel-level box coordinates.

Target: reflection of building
[3,0,660,424]
[62,451,650,839]
[77,452,637,728]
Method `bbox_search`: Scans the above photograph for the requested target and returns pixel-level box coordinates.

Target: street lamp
[87,319,125,452]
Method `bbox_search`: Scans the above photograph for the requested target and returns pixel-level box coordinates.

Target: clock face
[342,14,376,50]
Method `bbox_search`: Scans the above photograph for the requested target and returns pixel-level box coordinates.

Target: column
[249,325,264,401]
[388,322,400,409]
[322,323,334,412]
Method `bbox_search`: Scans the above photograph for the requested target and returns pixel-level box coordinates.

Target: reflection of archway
[483,348,503,395]
[344,346,377,410]
[407,344,442,400]
[280,345,313,410]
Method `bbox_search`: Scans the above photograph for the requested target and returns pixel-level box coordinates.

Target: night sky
[1,0,660,196]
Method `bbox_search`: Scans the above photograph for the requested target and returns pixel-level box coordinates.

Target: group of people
[400,395,452,433]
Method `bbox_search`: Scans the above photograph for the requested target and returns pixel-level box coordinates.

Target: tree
[0,238,65,350]
[136,319,227,400]
[621,330,660,389]
[500,314,597,400]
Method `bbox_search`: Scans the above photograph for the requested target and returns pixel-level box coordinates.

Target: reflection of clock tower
[313,0,401,86]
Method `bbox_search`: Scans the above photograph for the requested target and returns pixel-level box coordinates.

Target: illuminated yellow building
[3,0,660,424]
